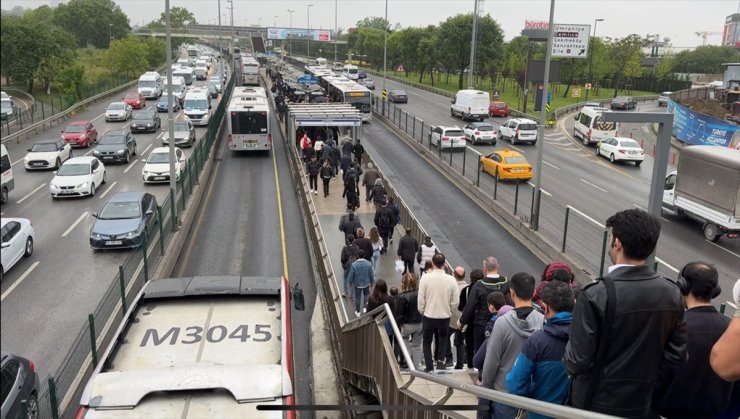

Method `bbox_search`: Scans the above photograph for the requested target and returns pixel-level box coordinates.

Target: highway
[0,53,223,382]
[373,77,740,304]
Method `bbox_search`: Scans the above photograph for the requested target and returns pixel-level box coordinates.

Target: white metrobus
[241,54,260,86]
[324,76,372,122]
[227,87,272,152]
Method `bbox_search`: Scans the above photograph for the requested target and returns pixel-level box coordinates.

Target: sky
[4,0,739,48]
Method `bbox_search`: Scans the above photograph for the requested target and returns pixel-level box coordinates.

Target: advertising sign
[267,27,331,42]
[668,100,740,149]
[296,75,319,85]
[552,23,590,58]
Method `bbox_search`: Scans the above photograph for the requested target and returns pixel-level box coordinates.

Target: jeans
[309,174,318,191]
[343,269,351,295]
[371,250,380,272]
[401,322,423,369]
[354,286,370,313]
[492,401,519,419]
[452,327,465,366]
[422,316,449,371]
[322,178,331,196]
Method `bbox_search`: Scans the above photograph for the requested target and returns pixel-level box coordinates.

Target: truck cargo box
[675,146,740,218]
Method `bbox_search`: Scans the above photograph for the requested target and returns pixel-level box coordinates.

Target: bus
[241,56,260,86]
[186,46,199,66]
[227,87,272,151]
[324,76,372,122]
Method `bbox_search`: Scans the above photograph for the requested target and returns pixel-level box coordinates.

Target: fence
[26,67,236,419]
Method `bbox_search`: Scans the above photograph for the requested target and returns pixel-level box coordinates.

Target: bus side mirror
[292,283,305,311]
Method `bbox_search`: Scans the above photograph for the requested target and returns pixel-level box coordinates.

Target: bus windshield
[230,111,268,135]
[346,94,371,113]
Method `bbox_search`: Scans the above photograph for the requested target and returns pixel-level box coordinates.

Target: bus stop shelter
[286,104,363,149]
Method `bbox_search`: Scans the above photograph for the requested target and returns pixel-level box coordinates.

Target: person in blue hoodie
[505,281,574,419]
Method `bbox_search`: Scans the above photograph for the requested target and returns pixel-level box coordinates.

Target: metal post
[468,0,479,88]
[412,116,416,138]
[157,207,165,255]
[462,147,467,176]
[88,314,98,367]
[169,192,177,231]
[20,400,27,419]
[562,207,570,252]
[307,4,314,57]
[118,266,127,315]
[165,0,178,227]
[514,180,520,215]
[405,111,408,132]
[522,40,531,113]
[584,19,604,102]
[476,158,481,186]
[494,167,499,199]
[421,121,425,143]
[531,0,556,231]
[599,229,608,277]
[142,231,149,282]
[449,145,453,166]
[382,0,388,94]
[720,303,726,315]
[334,0,338,63]
[48,377,59,419]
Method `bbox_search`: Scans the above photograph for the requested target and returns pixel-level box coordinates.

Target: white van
[137,71,163,99]
[342,64,359,80]
[451,90,490,121]
[573,106,618,145]
[183,87,212,126]
[194,59,208,80]
[164,76,187,106]
[1,144,14,204]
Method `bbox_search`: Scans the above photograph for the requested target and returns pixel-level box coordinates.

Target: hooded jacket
[460,276,512,327]
[481,307,544,392]
[348,258,374,289]
[369,178,387,204]
[505,312,572,419]
[416,239,438,265]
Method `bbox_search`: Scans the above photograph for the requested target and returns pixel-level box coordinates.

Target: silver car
[163,120,196,147]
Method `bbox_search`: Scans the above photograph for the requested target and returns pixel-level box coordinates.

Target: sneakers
[454,364,464,370]
[314,190,318,195]
[362,308,367,314]
[436,361,446,371]
[445,359,454,368]
[309,189,315,194]
[355,311,361,317]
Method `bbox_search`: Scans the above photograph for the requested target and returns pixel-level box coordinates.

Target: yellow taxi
[480,149,533,181]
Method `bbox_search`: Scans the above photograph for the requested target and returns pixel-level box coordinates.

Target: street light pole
[164,0,177,225]
[218,1,224,79]
[467,0,479,89]
[287,9,295,57]
[109,23,113,46]
[307,4,314,58]
[584,18,604,102]
[226,0,234,55]
[382,0,388,92]
[334,0,338,63]
[274,15,278,27]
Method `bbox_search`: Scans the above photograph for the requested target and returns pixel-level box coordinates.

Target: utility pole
[467,0,479,89]
[165,0,177,225]
[584,18,604,102]
[226,0,234,55]
[307,4,314,58]
[218,0,224,80]
[287,9,295,57]
[382,0,388,92]
[334,0,338,63]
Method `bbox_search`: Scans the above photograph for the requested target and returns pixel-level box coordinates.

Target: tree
[352,27,385,70]
[417,27,438,85]
[153,6,196,29]
[356,16,390,31]
[654,52,675,80]
[104,36,149,78]
[33,25,77,92]
[54,63,86,104]
[606,34,644,97]
[671,45,740,74]
[53,0,130,48]
[142,37,166,68]
[0,16,40,90]
[395,27,426,77]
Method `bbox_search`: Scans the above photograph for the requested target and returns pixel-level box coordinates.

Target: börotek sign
[552,23,590,58]
[267,27,331,42]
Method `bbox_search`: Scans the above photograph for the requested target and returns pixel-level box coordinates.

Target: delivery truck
[77,276,304,418]
[662,145,740,241]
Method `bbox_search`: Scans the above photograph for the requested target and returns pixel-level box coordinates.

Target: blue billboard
[267,27,331,42]
[668,100,740,149]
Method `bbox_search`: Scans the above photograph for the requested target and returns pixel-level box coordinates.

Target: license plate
[102,156,113,159]
[32,162,44,167]
[243,139,257,144]
[106,240,122,245]
[153,176,166,181]
[60,190,74,194]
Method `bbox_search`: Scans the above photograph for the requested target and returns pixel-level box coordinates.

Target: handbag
[394,259,404,274]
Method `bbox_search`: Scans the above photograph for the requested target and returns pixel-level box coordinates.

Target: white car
[657,92,672,107]
[105,102,133,122]
[208,76,222,93]
[142,147,184,183]
[1,217,34,279]
[49,156,107,198]
[24,138,72,170]
[596,137,645,165]
[498,118,538,145]
[429,126,467,150]
[462,122,497,145]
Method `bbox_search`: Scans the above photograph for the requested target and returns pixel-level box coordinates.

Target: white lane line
[509,145,525,153]
[527,182,552,197]
[632,203,645,211]
[726,301,738,310]
[84,148,95,156]
[62,211,88,237]
[656,257,679,273]
[91,113,106,122]
[11,158,24,167]
[99,181,118,199]
[660,217,671,223]
[1,261,40,301]
[123,159,139,173]
[141,143,153,155]
[122,122,131,129]
[705,240,740,258]
[579,178,608,193]
[542,160,560,170]
[16,183,46,204]
[157,131,165,140]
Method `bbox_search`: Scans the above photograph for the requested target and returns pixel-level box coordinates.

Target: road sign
[585,83,592,89]
[547,91,552,103]
[296,75,319,85]
[382,89,388,100]
[551,23,590,58]
[396,65,405,72]
[572,88,582,98]
[545,103,551,113]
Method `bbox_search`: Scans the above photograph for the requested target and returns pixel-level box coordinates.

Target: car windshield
[348,68,358,74]
[173,122,190,133]
[31,143,59,152]
[619,139,641,148]
[492,103,506,108]
[124,94,139,100]
[64,124,86,133]
[505,156,527,164]
[391,91,405,95]
[139,80,156,88]
[134,112,154,120]
[474,125,495,131]
[98,201,141,220]
[56,163,90,176]
[445,130,464,137]
[593,116,617,131]
[108,103,125,111]
[147,152,170,164]
[98,134,125,145]
[184,99,208,110]
[1,101,12,110]
[519,124,537,130]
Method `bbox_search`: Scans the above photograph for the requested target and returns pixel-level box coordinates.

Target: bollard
[420,121,424,143]
[514,180,520,215]
[599,229,608,277]
[157,207,165,255]
[118,266,127,316]
[412,117,416,139]
[494,167,499,200]
[476,158,481,186]
[405,112,408,132]
[462,147,467,176]
[142,230,149,282]
[88,314,98,367]
[562,207,570,253]
[41,102,45,120]
[48,377,59,419]
[449,146,453,166]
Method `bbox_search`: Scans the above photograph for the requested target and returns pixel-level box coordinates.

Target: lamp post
[307,4,314,58]
[226,0,234,55]
[274,15,278,27]
[164,0,177,225]
[467,0,479,89]
[334,0,338,63]
[109,23,113,46]
[287,9,295,57]
[382,0,388,93]
[584,18,604,102]
[218,2,224,82]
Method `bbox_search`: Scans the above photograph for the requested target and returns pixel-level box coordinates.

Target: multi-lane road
[0,59,222,382]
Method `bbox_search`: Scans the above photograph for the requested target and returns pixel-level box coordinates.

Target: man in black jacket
[652,262,733,419]
[564,209,687,418]
[396,228,418,273]
[354,227,374,263]
[374,201,394,252]
[339,211,363,245]
[458,256,510,354]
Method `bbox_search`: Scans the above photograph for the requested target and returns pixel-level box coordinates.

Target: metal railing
[26,67,237,419]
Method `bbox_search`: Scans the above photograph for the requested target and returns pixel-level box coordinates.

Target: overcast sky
[5,0,738,48]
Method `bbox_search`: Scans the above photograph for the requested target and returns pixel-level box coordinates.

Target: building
[723,14,740,48]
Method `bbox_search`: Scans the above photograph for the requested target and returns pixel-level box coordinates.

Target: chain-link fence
[24,69,236,419]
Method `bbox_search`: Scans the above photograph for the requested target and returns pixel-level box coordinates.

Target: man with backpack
[374,200,394,252]
[339,211,363,245]
[459,256,512,354]
[353,138,365,164]
[340,234,360,300]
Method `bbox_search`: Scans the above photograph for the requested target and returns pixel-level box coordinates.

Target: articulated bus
[241,57,260,86]
[227,87,272,152]
[324,76,372,122]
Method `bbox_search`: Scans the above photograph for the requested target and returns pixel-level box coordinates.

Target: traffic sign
[296,75,319,85]
[585,83,592,89]
[396,64,405,72]
[551,23,590,58]
[382,89,388,100]
[572,88,581,98]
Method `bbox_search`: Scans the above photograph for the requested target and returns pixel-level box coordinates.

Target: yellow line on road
[272,146,290,281]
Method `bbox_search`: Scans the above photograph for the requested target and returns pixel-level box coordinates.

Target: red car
[488,101,510,117]
[61,120,97,148]
[122,92,145,109]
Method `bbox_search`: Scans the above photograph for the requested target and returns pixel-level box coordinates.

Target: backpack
[342,244,359,270]
[474,278,510,325]
[378,208,391,229]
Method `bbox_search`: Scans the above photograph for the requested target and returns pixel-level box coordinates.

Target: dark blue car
[90,191,158,251]
[156,96,181,113]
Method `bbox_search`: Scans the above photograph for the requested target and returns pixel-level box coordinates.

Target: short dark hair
[510,272,536,300]
[487,291,506,310]
[347,234,355,243]
[357,249,365,259]
[551,268,573,284]
[432,253,446,268]
[470,269,484,284]
[606,209,661,260]
[541,281,575,313]
[682,262,720,301]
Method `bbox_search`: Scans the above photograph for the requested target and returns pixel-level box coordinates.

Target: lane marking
[542,160,560,170]
[123,160,139,173]
[660,217,671,223]
[16,183,46,204]
[656,257,679,273]
[705,240,740,259]
[632,203,645,211]
[141,143,153,155]
[1,261,40,301]
[98,181,118,199]
[527,182,552,197]
[91,113,106,122]
[579,178,608,193]
[62,211,88,237]
[508,145,525,153]
[272,139,290,279]
[11,158,24,167]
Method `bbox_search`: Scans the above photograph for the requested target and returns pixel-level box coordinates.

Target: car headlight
[61,135,66,140]
[124,230,138,238]
[77,182,88,189]
[50,184,60,190]
[91,233,102,239]
[116,149,125,154]
[92,150,100,155]
[146,123,153,127]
